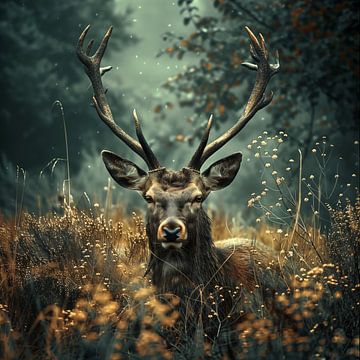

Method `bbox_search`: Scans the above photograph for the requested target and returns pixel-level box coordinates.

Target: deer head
[76,25,279,253]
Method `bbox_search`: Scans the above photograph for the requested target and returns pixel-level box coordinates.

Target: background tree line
[0,0,358,216]
[158,0,359,159]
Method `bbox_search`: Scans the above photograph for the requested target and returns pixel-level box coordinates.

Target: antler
[76,25,160,170]
[188,27,280,170]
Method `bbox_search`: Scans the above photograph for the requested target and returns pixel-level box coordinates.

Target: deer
[76,25,281,339]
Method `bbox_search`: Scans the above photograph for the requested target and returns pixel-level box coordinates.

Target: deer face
[102,151,242,250]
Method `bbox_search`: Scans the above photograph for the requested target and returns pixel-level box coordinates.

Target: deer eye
[144,195,154,203]
[193,195,203,203]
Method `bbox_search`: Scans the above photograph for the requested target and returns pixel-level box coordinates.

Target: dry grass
[0,135,359,359]
[0,196,359,359]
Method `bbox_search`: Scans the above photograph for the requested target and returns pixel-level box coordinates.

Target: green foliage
[159,0,359,153]
[0,0,135,171]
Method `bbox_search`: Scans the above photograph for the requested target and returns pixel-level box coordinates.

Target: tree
[158,0,359,156]
[0,0,135,171]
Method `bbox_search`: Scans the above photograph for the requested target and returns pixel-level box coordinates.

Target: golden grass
[0,134,359,358]
[0,196,359,359]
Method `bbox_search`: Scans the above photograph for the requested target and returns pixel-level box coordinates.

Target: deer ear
[201,152,242,191]
[102,150,148,190]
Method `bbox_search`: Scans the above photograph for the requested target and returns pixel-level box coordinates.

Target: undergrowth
[0,136,359,359]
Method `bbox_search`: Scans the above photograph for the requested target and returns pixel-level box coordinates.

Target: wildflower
[272,170,277,175]
[277,229,283,234]
[286,167,291,171]
[311,149,316,153]
[255,152,260,158]
[247,144,252,149]
[265,163,271,168]
[271,154,278,160]
[309,175,314,179]
[247,198,255,207]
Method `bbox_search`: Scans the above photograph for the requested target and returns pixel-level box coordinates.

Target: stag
[77,25,280,333]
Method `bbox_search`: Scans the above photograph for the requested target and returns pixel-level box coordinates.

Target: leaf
[183,17,191,26]
[218,104,225,115]
[153,105,162,113]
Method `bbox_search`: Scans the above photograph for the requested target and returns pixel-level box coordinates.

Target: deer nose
[163,227,181,241]
[158,217,187,242]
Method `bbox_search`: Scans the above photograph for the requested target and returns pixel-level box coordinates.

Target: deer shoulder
[215,237,278,291]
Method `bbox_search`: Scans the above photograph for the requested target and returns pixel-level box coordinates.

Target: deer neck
[146,209,226,294]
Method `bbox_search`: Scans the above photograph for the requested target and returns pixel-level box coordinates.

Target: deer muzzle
[157,217,187,249]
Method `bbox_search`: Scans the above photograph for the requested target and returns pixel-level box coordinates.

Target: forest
[0,0,359,359]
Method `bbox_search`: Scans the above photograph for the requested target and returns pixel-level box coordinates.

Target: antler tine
[188,115,213,170]
[198,26,280,167]
[132,110,161,169]
[76,25,160,169]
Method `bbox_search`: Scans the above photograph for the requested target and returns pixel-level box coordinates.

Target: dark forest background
[0,0,358,219]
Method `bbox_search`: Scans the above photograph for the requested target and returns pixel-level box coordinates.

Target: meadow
[0,135,359,359]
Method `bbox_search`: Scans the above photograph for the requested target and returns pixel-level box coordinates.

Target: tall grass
[0,135,359,359]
